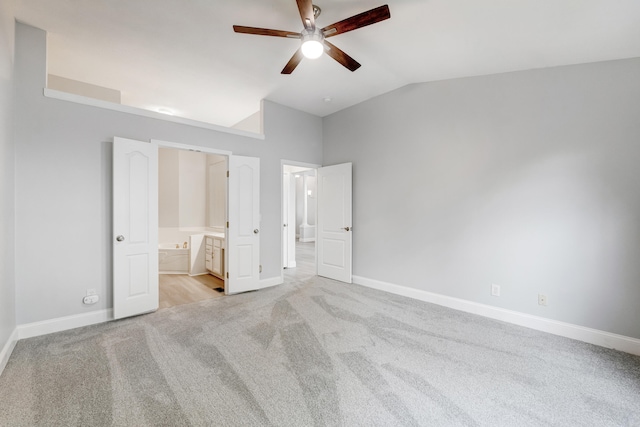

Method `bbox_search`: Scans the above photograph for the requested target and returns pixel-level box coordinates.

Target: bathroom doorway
[157,147,228,309]
[282,161,320,282]
[114,137,262,319]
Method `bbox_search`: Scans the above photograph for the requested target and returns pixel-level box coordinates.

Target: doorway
[157,147,227,309]
[282,161,320,282]
[113,137,262,320]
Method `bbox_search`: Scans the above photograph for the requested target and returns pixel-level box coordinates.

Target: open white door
[113,137,159,319]
[227,155,260,294]
[317,162,352,283]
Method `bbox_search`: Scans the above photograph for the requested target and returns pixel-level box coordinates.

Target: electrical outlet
[83,295,99,305]
[538,294,547,306]
[491,284,501,297]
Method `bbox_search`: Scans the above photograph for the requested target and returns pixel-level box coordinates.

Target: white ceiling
[15,0,640,128]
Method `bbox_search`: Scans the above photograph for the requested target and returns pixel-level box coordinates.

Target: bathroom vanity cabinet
[205,235,225,279]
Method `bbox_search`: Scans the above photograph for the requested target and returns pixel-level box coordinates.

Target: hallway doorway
[283,241,315,283]
[282,161,319,279]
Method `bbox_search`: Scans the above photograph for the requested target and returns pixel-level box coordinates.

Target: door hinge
[259,265,262,273]
[226,221,229,228]
[226,171,229,178]
[226,272,229,279]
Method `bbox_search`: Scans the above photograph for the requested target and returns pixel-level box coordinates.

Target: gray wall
[323,59,640,339]
[0,1,16,353]
[14,23,323,325]
[10,20,640,342]
[158,149,208,228]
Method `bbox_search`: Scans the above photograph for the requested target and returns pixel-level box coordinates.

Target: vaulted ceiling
[15,0,640,127]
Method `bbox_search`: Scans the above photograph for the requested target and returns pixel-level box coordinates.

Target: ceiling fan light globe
[301,40,324,59]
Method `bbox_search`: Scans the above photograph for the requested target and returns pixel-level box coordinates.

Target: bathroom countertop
[204,232,225,240]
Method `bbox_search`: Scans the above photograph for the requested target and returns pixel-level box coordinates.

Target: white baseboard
[353,275,640,356]
[17,309,114,340]
[260,276,284,290]
[11,276,283,342]
[0,328,19,376]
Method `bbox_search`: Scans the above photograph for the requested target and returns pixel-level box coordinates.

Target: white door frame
[280,160,320,283]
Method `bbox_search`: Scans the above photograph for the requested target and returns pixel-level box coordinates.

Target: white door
[113,137,159,319]
[317,162,352,283]
[227,155,261,294]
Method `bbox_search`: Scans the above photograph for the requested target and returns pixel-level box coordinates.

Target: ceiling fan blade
[296,0,315,30]
[282,48,305,74]
[233,25,301,38]
[321,4,390,38]
[324,41,361,72]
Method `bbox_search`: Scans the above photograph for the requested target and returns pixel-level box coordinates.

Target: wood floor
[284,241,316,283]
[159,240,316,309]
[159,273,224,309]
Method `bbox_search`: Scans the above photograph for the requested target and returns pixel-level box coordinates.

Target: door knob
[343,227,351,231]
[254,229,259,234]
[116,235,125,242]
[284,224,287,227]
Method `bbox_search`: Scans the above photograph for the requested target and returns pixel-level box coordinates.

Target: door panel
[317,163,352,283]
[227,155,260,294]
[113,137,158,319]
[322,239,346,267]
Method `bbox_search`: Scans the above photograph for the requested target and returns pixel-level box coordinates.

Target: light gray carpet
[1,276,639,426]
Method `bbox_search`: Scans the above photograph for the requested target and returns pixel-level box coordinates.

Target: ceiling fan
[233,1,390,74]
